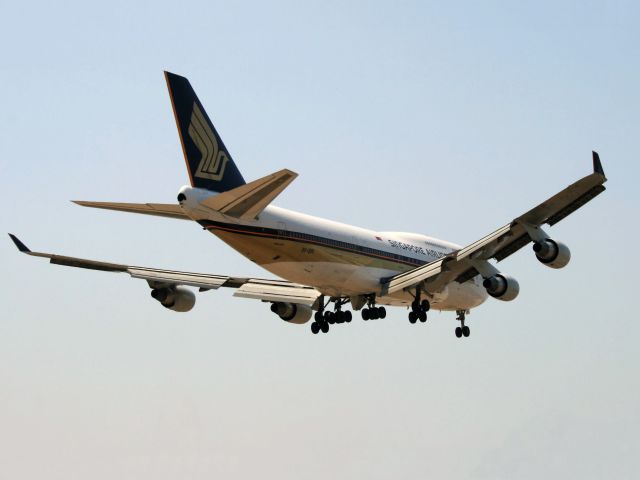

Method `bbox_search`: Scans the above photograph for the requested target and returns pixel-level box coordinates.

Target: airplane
[9,72,608,338]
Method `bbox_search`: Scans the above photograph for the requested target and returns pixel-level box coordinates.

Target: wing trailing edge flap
[199,168,298,220]
[379,257,446,296]
[8,234,320,305]
[233,279,320,306]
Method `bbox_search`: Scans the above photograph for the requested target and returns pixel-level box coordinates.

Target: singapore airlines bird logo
[188,102,228,181]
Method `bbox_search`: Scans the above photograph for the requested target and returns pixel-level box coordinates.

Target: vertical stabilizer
[164,71,246,192]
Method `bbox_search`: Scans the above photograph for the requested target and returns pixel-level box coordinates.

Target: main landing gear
[408,287,430,324]
[310,297,352,335]
[454,309,470,338]
[361,297,386,321]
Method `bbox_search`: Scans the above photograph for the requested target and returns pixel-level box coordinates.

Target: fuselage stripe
[198,220,428,268]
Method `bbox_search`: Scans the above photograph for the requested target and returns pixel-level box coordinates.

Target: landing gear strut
[455,309,470,338]
[408,287,430,324]
[361,295,386,321]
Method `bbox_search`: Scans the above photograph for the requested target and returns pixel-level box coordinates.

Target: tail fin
[164,71,246,192]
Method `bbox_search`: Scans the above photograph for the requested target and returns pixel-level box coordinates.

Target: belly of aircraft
[208,228,486,311]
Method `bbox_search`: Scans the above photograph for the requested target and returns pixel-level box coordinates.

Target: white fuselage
[179,186,487,311]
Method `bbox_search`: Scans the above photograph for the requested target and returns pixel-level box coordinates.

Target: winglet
[8,233,31,253]
[593,151,605,177]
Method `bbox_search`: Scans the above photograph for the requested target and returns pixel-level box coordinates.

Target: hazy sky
[1,1,639,478]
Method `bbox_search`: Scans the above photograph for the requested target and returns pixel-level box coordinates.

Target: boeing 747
[9,72,608,337]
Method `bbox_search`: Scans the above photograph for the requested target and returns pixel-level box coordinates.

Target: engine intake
[270,302,313,324]
[151,286,196,312]
[483,274,520,301]
[533,239,571,269]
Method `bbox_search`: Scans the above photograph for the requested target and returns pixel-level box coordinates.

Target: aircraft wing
[381,152,608,295]
[8,234,321,307]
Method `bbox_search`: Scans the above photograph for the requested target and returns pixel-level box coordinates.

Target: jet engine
[270,302,313,324]
[150,286,196,312]
[483,274,520,301]
[533,239,571,269]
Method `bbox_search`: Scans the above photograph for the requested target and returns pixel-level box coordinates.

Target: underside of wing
[381,152,608,296]
[8,234,321,309]
[73,201,189,220]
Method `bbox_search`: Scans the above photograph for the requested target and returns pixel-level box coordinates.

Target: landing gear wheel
[314,311,323,322]
[419,311,427,322]
[320,322,329,334]
[345,311,352,322]
[409,311,418,324]
[378,307,386,319]
[421,299,430,312]
[462,326,470,337]
[325,311,334,324]
[455,326,463,338]
[362,309,370,321]
[311,322,320,334]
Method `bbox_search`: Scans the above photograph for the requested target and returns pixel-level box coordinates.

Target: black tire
[321,322,329,333]
[362,308,369,321]
[419,311,427,322]
[462,326,470,337]
[411,301,420,313]
[409,311,417,324]
[455,326,463,338]
[421,299,430,312]
[378,307,386,319]
[371,309,379,320]
[325,311,335,324]
[314,311,323,322]
[311,322,320,334]
[345,311,352,322]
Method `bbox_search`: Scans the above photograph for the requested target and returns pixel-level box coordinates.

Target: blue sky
[1,1,638,478]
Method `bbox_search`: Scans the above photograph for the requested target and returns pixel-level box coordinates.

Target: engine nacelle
[270,302,313,324]
[483,274,520,301]
[151,286,196,312]
[533,239,571,269]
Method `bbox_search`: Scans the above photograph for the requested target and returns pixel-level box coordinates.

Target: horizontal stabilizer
[200,168,297,220]
[73,201,189,220]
